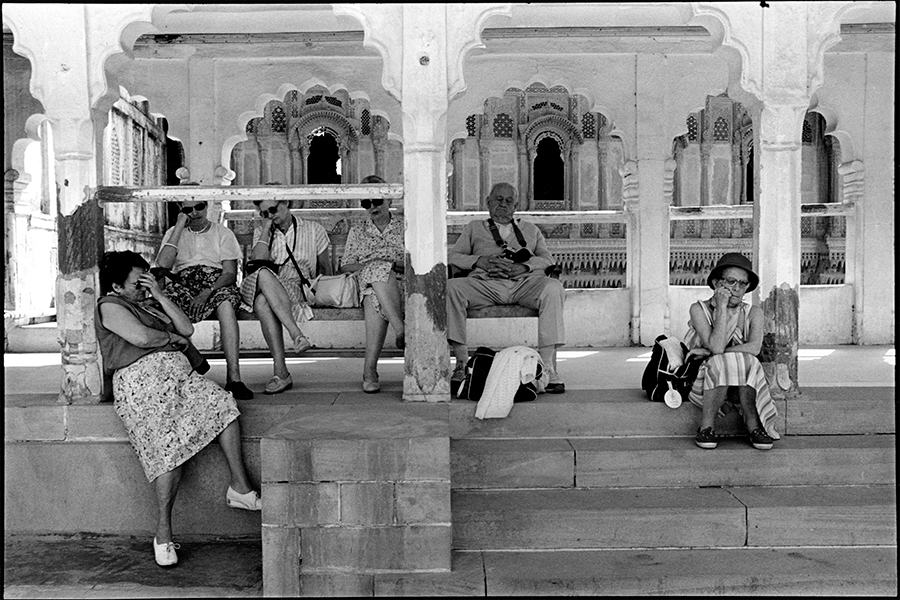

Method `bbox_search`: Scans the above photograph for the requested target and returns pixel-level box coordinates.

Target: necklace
[188,221,212,234]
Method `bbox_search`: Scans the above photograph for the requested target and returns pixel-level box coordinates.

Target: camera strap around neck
[276,216,312,301]
[486,218,527,250]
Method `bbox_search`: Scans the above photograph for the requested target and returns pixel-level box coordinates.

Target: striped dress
[686,300,780,439]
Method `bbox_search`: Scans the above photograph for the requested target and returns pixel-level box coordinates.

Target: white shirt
[161,222,243,273]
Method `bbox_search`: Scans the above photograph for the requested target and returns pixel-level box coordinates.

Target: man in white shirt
[447,182,566,394]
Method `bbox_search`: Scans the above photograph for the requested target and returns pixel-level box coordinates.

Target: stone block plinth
[260,404,451,597]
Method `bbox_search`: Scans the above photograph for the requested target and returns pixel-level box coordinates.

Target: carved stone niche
[524,113,584,210]
[290,110,360,204]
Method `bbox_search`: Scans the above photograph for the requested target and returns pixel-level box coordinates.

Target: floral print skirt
[113,351,240,482]
[358,260,404,321]
[165,265,243,323]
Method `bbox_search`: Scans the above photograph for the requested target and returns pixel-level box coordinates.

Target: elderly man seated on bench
[447,182,566,394]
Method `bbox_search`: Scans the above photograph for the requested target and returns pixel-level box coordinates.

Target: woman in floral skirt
[96,251,261,568]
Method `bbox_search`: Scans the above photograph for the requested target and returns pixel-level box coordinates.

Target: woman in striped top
[685,253,779,451]
[240,199,332,394]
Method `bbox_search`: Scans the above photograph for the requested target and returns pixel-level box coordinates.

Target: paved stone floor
[3,535,263,598]
[4,345,895,396]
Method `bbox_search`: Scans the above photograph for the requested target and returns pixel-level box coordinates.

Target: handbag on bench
[309,273,360,308]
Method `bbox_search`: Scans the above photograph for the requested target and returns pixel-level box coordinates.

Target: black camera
[501,247,533,263]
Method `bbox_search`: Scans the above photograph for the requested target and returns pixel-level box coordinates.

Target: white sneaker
[153,537,179,567]
[226,486,262,511]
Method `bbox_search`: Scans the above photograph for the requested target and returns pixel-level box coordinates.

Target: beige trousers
[446,275,565,348]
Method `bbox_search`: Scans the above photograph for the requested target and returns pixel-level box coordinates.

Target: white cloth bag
[475,346,543,420]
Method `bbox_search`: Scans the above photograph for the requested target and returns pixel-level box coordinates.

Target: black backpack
[456,346,542,403]
[641,335,702,403]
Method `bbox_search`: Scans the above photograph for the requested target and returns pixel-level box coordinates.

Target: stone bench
[217,304,539,322]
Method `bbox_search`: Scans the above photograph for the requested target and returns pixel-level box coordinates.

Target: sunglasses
[258,205,281,218]
[180,202,207,214]
[360,199,384,209]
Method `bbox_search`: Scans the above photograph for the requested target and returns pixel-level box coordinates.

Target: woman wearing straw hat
[684,253,779,450]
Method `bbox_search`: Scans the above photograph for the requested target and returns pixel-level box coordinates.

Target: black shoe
[225,381,254,400]
[450,364,467,399]
[544,382,566,394]
[749,427,774,450]
[695,427,718,449]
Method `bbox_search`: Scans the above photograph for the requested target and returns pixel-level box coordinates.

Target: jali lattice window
[493,113,514,138]
[582,113,596,139]
[713,117,729,142]
[271,106,287,133]
[687,115,698,142]
[466,115,478,137]
[361,109,371,136]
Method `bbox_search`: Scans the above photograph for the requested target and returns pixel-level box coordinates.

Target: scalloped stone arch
[524,114,584,151]
[292,109,359,148]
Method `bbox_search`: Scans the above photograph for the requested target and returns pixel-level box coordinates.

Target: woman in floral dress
[96,251,261,568]
[339,175,405,393]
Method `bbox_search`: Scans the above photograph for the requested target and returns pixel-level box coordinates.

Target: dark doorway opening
[534,137,564,201]
[307,129,341,184]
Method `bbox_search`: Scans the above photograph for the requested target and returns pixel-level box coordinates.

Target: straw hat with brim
[707,253,759,292]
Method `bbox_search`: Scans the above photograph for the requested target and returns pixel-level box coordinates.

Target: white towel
[475,346,543,419]
[658,336,685,371]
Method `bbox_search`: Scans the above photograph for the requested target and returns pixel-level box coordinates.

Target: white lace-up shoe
[226,486,262,511]
[153,537,180,567]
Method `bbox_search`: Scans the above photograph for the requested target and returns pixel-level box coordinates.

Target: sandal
[293,334,312,355]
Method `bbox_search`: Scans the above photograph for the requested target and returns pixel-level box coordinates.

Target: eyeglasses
[360,199,384,209]
[719,277,749,288]
[180,202,207,214]
[258,205,280,218]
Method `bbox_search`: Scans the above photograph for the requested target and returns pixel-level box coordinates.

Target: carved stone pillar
[568,144,580,211]
[373,139,387,180]
[258,143,269,184]
[340,143,354,185]
[478,142,490,207]
[838,160,864,342]
[525,141,535,210]
[298,143,309,185]
[288,138,301,184]
[619,160,641,344]
[597,142,607,209]
[754,102,806,399]
[400,4,451,402]
[699,144,711,206]
[732,139,743,206]
[54,116,104,404]
[517,143,529,205]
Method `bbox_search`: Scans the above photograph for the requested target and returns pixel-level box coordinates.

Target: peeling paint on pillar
[57,196,104,275]
[403,255,451,402]
[56,195,104,404]
[759,283,800,399]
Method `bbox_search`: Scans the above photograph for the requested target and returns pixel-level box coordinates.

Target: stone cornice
[4,23,894,49]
